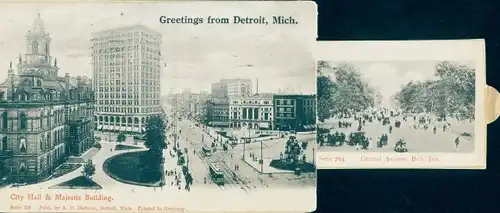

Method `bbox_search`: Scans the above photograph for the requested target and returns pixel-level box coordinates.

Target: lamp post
[260,140,263,173]
[312,148,316,165]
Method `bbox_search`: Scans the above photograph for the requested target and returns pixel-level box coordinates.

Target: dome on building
[32,13,45,33]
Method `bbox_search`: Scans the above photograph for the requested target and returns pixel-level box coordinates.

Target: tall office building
[91,25,162,133]
[211,79,252,97]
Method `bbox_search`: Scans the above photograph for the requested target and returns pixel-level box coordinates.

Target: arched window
[19,113,27,130]
[2,136,7,151]
[19,162,27,172]
[37,79,42,87]
[40,139,43,150]
[19,138,27,153]
[2,112,8,130]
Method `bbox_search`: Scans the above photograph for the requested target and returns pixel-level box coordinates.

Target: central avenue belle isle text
[159,15,298,25]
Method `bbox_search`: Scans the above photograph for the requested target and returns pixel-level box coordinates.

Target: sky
[323,61,475,106]
[0,2,316,95]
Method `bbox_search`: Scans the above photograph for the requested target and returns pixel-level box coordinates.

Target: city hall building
[0,14,95,183]
[91,25,162,133]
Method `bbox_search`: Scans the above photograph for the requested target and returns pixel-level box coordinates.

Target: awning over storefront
[259,123,270,129]
[126,127,132,132]
[142,127,146,132]
[97,125,103,130]
[109,126,115,130]
[120,127,126,131]
[102,125,109,130]
[132,127,140,132]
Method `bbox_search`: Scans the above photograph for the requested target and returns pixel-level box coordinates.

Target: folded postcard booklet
[0,2,317,212]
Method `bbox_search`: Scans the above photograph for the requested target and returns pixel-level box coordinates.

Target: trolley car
[201,145,211,156]
[209,163,225,185]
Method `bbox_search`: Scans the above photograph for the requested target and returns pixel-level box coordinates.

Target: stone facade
[229,93,274,130]
[0,14,95,183]
[273,94,316,131]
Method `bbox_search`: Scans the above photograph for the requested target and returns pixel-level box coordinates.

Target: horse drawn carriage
[394,139,408,153]
[395,120,401,128]
[348,131,369,149]
[377,134,388,148]
[382,118,390,126]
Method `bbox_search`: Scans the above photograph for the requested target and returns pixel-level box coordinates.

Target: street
[172,117,316,190]
[318,114,475,153]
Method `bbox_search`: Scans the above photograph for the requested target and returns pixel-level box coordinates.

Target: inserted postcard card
[316,40,486,169]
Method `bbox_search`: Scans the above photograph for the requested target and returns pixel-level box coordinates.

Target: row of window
[93,65,160,74]
[230,107,272,111]
[93,51,159,60]
[93,31,159,41]
[96,106,160,114]
[95,87,160,93]
[97,99,159,105]
[231,100,272,105]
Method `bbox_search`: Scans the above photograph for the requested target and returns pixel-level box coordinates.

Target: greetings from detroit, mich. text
[159,15,298,25]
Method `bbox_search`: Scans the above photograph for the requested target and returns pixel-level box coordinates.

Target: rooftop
[91,25,162,38]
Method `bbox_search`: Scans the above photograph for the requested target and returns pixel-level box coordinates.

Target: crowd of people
[319,107,471,152]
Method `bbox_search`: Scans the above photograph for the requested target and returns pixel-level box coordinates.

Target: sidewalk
[162,148,186,190]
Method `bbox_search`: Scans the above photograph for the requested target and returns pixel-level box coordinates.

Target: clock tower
[17,13,59,88]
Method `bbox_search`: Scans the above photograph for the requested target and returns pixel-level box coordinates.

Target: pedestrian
[454,136,460,152]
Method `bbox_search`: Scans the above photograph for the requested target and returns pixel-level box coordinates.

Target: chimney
[256,78,259,95]
[64,73,70,85]
[76,76,82,87]
[7,62,14,87]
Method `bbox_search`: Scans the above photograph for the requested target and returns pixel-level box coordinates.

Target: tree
[82,160,96,178]
[317,75,335,122]
[144,115,167,152]
[317,62,377,121]
[141,115,167,179]
[116,133,126,143]
[395,61,475,118]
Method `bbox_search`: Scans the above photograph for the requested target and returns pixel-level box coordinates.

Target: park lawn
[114,144,141,151]
[50,176,102,189]
[104,151,162,185]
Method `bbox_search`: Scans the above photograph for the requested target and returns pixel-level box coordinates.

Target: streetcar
[201,144,211,156]
[209,163,225,185]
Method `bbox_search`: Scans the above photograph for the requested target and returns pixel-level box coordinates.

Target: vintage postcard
[0,2,317,212]
[315,40,486,169]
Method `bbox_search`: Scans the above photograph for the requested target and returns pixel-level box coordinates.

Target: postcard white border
[315,40,487,169]
[0,187,316,212]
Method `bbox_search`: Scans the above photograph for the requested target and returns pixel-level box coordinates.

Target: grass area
[52,164,82,179]
[114,144,141,151]
[49,176,102,190]
[103,151,162,187]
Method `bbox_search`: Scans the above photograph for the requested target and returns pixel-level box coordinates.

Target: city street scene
[0,3,316,212]
[317,61,476,153]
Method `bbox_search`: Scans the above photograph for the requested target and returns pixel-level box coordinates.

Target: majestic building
[273,94,316,131]
[229,93,274,129]
[205,97,229,127]
[211,79,252,98]
[0,14,95,183]
[91,25,162,133]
